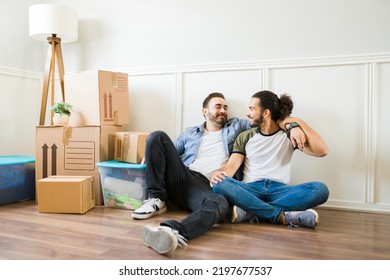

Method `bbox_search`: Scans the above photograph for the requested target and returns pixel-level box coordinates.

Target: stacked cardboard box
[35,125,124,205]
[66,70,129,126]
[35,70,129,207]
[114,131,149,164]
[37,176,95,214]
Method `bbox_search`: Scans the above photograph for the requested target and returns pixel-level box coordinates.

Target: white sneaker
[142,225,187,254]
[132,198,167,219]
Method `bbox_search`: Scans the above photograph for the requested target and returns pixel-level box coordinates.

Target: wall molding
[0,66,42,80]
[122,52,390,76]
[365,63,377,204]
[321,200,390,214]
[3,52,390,79]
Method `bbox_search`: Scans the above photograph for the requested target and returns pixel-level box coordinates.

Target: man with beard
[210,90,329,229]
[133,92,253,255]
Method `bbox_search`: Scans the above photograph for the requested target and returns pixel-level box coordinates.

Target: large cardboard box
[114,132,149,164]
[37,176,95,214]
[35,125,124,205]
[65,70,130,126]
[0,155,35,205]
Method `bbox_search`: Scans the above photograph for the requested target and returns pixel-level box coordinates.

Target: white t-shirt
[189,130,229,180]
[233,127,294,184]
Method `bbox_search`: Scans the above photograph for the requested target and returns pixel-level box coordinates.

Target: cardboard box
[0,155,36,205]
[114,132,149,164]
[96,160,146,210]
[65,70,130,126]
[35,125,124,205]
[37,176,95,214]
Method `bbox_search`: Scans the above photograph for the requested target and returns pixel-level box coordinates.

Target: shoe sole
[307,209,320,227]
[231,206,239,223]
[131,207,167,220]
[142,225,177,254]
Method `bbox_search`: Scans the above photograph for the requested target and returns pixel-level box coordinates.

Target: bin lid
[96,160,146,169]
[0,155,36,166]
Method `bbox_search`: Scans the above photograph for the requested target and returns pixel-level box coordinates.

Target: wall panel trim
[121,52,390,76]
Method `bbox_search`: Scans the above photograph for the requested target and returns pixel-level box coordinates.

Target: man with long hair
[211,90,329,228]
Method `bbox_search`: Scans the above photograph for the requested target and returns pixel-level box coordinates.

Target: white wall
[1,0,390,213]
[2,0,390,72]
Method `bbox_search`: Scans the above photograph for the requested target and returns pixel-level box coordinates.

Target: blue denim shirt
[174,117,251,167]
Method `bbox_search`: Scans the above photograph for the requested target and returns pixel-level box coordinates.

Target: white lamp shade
[29,4,78,43]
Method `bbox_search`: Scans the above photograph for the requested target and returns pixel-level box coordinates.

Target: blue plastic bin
[96,160,146,210]
[0,155,36,205]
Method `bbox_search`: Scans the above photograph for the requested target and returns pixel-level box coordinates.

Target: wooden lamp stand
[39,35,65,125]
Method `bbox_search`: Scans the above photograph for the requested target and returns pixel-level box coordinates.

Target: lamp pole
[39,35,65,125]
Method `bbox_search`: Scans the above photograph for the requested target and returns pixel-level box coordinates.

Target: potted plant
[51,101,73,125]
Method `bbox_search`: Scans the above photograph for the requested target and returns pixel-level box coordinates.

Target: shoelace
[144,198,158,204]
[249,216,260,224]
[171,229,188,248]
[284,213,300,228]
[286,222,299,228]
[139,198,160,211]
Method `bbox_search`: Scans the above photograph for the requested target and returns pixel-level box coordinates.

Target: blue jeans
[144,131,229,240]
[213,177,329,224]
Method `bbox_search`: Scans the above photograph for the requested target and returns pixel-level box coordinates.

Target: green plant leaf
[51,101,73,116]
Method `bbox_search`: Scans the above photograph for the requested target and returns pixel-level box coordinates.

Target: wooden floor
[1,200,390,260]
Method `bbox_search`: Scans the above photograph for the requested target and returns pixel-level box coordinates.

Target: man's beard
[250,114,264,127]
[209,112,227,126]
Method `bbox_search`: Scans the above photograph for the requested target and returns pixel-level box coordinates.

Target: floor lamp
[29,4,78,125]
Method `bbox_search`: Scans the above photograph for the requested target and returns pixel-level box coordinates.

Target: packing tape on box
[62,126,72,145]
[103,177,144,201]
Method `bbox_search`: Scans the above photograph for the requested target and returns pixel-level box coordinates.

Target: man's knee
[147,130,168,144]
[318,182,330,202]
[208,192,229,214]
[212,179,232,196]
[311,181,330,204]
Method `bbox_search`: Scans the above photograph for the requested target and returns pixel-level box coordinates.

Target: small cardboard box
[114,132,149,164]
[65,70,130,126]
[0,155,36,205]
[96,160,146,210]
[37,176,95,214]
[35,125,124,205]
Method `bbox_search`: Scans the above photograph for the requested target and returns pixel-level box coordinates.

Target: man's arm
[210,153,245,187]
[280,116,328,157]
[278,121,306,150]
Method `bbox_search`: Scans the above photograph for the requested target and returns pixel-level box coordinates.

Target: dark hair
[252,90,293,121]
[202,92,225,108]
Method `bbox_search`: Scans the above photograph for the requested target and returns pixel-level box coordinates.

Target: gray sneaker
[231,206,254,223]
[142,225,187,254]
[132,198,167,219]
[283,209,319,228]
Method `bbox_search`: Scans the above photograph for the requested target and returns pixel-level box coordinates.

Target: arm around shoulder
[280,116,328,157]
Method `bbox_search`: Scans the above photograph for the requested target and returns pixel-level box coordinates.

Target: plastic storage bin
[96,160,146,210]
[0,155,36,205]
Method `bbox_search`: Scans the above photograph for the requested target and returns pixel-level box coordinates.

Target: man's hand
[210,170,227,187]
[279,117,306,150]
[289,126,306,150]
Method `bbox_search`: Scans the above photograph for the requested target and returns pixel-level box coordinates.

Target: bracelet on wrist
[286,122,299,138]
